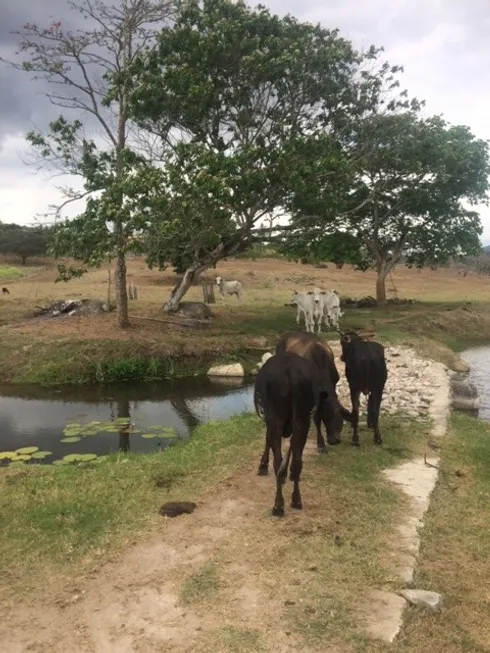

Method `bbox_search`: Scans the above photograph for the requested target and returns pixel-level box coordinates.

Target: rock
[398,589,443,612]
[207,363,245,378]
[261,352,273,365]
[176,302,212,320]
[451,378,479,411]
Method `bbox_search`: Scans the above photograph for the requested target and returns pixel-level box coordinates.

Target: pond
[461,346,490,420]
[0,376,254,467]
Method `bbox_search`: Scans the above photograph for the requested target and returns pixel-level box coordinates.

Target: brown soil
[0,439,346,653]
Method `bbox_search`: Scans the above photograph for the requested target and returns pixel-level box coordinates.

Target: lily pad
[15,446,39,455]
[61,437,82,444]
[0,451,17,460]
[78,453,98,462]
[63,454,82,463]
[31,451,53,460]
[12,454,32,461]
[9,461,26,467]
[141,433,160,439]
[52,459,69,466]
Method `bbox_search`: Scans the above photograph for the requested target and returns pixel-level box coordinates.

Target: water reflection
[0,377,254,462]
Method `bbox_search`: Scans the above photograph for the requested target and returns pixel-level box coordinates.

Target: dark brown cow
[275,331,352,451]
[254,352,320,516]
[1,287,9,295]
[338,329,388,447]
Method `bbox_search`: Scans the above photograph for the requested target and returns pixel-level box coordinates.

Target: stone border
[365,360,451,642]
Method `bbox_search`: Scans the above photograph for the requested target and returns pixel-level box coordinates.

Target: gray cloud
[1,0,490,238]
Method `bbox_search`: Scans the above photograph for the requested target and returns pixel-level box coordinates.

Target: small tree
[116,0,377,311]
[289,110,490,304]
[4,0,174,327]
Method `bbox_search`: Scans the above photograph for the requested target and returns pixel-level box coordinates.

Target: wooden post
[133,285,138,300]
[128,283,134,300]
[201,281,209,303]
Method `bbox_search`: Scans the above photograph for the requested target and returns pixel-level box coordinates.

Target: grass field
[1,255,490,383]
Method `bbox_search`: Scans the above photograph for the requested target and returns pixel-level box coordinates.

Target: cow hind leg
[273,443,291,517]
[350,388,361,447]
[313,409,327,453]
[371,390,384,445]
[290,429,308,510]
[257,424,272,475]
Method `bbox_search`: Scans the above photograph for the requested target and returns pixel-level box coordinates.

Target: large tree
[4,0,173,327]
[287,110,490,304]
[114,0,380,312]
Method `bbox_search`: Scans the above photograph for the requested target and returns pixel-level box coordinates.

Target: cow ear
[343,335,352,343]
[307,291,313,295]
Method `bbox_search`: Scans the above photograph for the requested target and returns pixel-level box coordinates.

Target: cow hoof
[291,502,303,510]
[316,446,327,454]
[375,439,383,446]
[257,467,268,476]
[272,507,285,517]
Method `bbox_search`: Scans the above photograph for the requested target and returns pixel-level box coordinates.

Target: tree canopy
[285,110,490,303]
[113,0,384,311]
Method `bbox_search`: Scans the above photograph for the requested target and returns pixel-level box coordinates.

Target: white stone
[362,590,407,643]
[261,352,273,365]
[398,589,443,611]
[207,363,245,378]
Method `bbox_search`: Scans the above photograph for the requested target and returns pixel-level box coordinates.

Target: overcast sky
[1,0,489,241]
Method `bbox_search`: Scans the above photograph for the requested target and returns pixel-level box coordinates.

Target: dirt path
[1,438,344,653]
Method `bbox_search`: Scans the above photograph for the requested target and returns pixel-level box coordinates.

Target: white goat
[290,290,315,333]
[215,276,243,303]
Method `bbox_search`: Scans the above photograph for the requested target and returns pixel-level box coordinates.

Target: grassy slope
[1,256,490,383]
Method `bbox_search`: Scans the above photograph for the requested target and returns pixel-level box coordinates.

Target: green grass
[0,265,23,279]
[362,413,490,653]
[0,413,261,597]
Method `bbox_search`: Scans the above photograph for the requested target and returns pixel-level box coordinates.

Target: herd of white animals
[214,277,342,333]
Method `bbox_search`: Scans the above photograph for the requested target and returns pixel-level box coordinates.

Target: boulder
[398,589,443,612]
[261,352,273,365]
[176,302,212,320]
[207,363,245,378]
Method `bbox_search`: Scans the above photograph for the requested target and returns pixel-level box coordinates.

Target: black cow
[338,330,388,447]
[1,287,9,295]
[254,352,320,517]
[276,331,352,452]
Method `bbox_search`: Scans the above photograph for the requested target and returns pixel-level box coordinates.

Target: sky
[1,0,490,240]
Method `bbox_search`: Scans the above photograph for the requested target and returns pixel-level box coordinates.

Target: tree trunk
[115,250,129,328]
[164,264,208,313]
[376,274,386,305]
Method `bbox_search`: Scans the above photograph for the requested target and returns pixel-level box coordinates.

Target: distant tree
[0,224,49,264]
[115,0,383,312]
[4,0,174,327]
[288,110,490,304]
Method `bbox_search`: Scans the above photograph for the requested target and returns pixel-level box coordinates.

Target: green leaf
[60,437,82,444]
[31,451,53,459]
[15,446,39,455]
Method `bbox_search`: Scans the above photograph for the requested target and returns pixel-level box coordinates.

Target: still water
[461,346,490,420]
[0,376,254,465]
